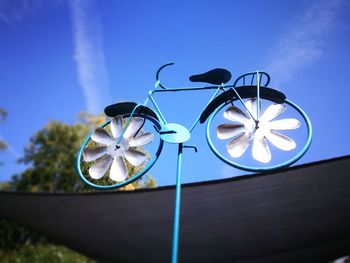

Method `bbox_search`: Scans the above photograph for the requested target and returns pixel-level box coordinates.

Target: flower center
[244,120,256,139]
[244,119,271,140]
[107,138,129,158]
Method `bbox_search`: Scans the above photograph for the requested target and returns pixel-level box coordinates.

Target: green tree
[0,243,94,263]
[9,120,90,192]
[5,113,157,192]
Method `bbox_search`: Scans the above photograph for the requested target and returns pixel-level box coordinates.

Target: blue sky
[0,0,350,186]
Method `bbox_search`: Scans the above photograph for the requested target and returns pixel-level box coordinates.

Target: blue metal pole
[171,143,183,263]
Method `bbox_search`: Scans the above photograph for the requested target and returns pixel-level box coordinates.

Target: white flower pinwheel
[216,99,301,163]
[83,116,154,181]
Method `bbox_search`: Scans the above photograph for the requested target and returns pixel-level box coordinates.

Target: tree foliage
[10,121,89,192]
[4,113,157,192]
[0,242,94,263]
[0,220,45,250]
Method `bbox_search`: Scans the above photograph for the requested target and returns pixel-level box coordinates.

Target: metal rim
[76,114,164,189]
[206,98,312,172]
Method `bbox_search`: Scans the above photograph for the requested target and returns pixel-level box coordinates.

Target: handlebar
[155,62,175,89]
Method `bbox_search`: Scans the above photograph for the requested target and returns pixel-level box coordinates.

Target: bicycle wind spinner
[77,63,312,263]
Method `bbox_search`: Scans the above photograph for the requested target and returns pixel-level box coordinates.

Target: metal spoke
[123,118,144,139]
[224,106,250,124]
[231,88,257,122]
[245,98,260,120]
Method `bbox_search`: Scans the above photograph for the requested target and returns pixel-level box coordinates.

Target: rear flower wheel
[206,97,312,172]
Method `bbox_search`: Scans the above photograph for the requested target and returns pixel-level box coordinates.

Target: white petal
[224,106,250,124]
[83,146,108,162]
[217,124,244,140]
[124,149,148,166]
[269,118,301,130]
[111,116,123,139]
[123,118,144,139]
[109,157,128,182]
[252,135,271,163]
[226,133,250,157]
[129,132,154,147]
[260,104,286,122]
[91,128,114,145]
[89,155,113,179]
[266,131,296,151]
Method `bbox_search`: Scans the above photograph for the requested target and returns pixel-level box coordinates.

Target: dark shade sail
[1,156,350,262]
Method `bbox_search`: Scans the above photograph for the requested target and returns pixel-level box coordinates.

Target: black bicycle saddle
[189,68,232,85]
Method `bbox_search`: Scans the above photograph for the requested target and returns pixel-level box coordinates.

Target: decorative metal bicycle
[76,63,312,262]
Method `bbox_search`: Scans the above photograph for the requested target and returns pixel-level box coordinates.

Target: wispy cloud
[69,0,111,114]
[0,0,41,25]
[266,0,346,84]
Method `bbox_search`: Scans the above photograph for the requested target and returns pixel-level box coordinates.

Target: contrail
[69,0,111,114]
[0,133,20,159]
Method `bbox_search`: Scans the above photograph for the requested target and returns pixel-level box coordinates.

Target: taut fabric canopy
[1,156,350,262]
